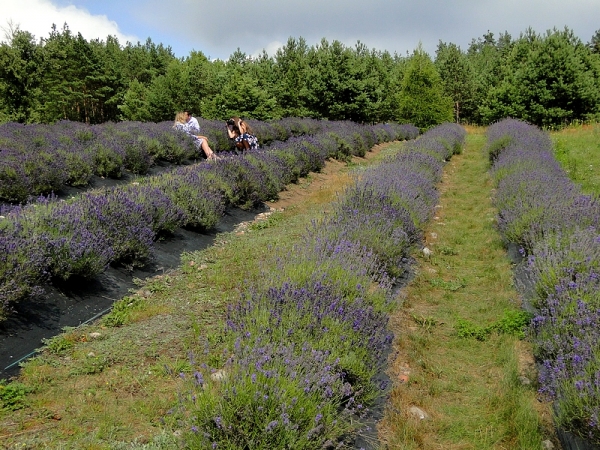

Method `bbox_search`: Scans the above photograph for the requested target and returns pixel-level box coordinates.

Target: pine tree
[396,44,453,130]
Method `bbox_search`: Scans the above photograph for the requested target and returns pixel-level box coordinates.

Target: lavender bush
[149,167,226,230]
[0,211,49,318]
[487,118,600,444]
[0,119,419,316]
[172,123,464,448]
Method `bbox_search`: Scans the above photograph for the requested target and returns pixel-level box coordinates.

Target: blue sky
[1,0,599,60]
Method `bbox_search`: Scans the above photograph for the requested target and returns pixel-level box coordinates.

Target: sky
[0,0,599,61]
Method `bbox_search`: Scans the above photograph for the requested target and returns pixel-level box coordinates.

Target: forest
[1,23,600,130]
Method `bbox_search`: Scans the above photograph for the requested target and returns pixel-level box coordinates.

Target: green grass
[551,122,600,195]
[380,127,554,449]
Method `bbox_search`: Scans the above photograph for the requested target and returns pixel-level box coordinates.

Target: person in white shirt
[174,111,218,160]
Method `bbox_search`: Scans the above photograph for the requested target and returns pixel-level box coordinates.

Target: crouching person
[173,111,219,160]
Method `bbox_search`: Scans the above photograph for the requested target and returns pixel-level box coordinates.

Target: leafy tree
[436,42,475,123]
[396,44,453,130]
[588,29,600,54]
[482,28,600,127]
[0,24,42,122]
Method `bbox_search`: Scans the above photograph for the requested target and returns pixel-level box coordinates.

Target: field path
[379,128,557,449]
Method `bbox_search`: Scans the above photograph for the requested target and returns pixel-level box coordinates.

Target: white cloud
[252,40,284,59]
[0,0,138,44]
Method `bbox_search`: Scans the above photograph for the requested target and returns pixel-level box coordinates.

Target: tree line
[1,23,599,129]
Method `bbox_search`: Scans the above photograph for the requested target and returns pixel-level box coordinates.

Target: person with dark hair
[183,110,200,133]
[226,117,259,151]
[174,111,218,160]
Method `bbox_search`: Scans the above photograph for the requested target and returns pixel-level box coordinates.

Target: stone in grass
[542,440,555,450]
[518,375,531,386]
[210,369,227,381]
[409,406,430,420]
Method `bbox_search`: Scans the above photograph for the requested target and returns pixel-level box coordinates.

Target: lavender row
[0,121,419,319]
[0,118,329,203]
[173,123,464,448]
[486,118,600,444]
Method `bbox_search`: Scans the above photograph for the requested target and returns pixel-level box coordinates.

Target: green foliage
[456,310,532,341]
[102,296,146,327]
[396,45,454,130]
[436,42,475,123]
[0,380,32,411]
[481,28,600,127]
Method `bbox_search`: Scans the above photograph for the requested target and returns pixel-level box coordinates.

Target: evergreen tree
[0,24,41,122]
[435,42,474,123]
[118,79,152,121]
[482,28,600,127]
[396,44,453,130]
[273,37,311,117]
[465,31,504,124]
[588,29,600,54]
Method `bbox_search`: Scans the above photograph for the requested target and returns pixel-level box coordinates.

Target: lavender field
[0,119,418,321]
[168,122,465,448]
[0,118,329,203]
[487,118,600,447]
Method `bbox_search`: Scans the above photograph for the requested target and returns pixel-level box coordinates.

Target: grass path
[379,128,557,449]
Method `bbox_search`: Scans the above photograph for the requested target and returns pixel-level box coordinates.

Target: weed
[0,380,32,411]
[248,211,284,230]
[491,309,532,338]
[41,326,78,354]
[439,245,458,255]
[456,318,489,341]
[411,314,440,332]
[429,277,467,291]
[456,310,532,341]
[102,295,147,327]
[70,355,109,376]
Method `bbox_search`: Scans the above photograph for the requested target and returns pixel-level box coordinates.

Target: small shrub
[0,380,32,411]
[102,296,146,327]
[93,143,124,178]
